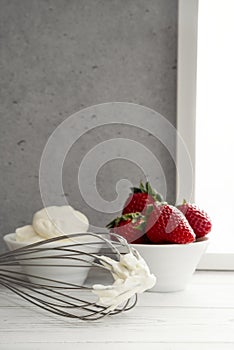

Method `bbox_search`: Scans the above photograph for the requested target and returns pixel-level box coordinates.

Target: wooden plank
[1,324,234,343]
[1,306,234,343]
[1,271,234,346]
[1,343,234,350]
[1,306,234,327]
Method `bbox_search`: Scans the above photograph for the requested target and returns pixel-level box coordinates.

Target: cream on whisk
[92,249,156,311]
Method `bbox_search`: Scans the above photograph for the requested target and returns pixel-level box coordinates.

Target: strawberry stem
[130,181,164,202]
[106,212,142,228]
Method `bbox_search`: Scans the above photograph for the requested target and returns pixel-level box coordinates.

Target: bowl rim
[3,232,101,248]
[4,232,209,249]
[3,232,33,247]
[131,236,209,248]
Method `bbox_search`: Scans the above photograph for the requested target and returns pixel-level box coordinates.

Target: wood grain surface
[1,271,234,349]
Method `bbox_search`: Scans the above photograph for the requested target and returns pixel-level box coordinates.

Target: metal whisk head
[0,233,141,321]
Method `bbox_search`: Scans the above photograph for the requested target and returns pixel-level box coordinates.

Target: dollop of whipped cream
[92,248,156,311]
[16,225,42,243]
[15,205,89,243]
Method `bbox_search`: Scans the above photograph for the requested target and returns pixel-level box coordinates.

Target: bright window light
[196,0,234,253]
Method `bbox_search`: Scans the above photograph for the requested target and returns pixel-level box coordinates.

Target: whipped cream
[15,225,42,243]
[92,249,156,311]
[32,206,89,239]
[15,205,89,243]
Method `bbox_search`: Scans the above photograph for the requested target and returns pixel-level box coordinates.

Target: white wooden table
[1,271,234,349]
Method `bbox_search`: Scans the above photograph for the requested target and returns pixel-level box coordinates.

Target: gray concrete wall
[0,0,178,252]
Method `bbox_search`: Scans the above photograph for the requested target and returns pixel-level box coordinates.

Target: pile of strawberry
[106,182,212,244]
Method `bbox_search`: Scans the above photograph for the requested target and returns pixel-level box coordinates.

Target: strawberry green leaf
[139,181,146,193]
[106,212,142,228]
[144,204,154,216]
[146,181,163,202]
[155,193,163,202]
[145,181,151,194]
[131,187,142,194]
[106,216,121,228]
[130,181,164,201]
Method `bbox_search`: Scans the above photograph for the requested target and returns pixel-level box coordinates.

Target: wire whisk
[0,233,155,321]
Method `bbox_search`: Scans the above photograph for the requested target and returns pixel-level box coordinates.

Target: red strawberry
[177,201,212,238]
[122,181,163,215]
[146,203,195,244]
[106,213,147,244]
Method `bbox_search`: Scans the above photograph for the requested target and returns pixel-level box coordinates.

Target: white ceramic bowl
[3,233,100,286]
[131,237,209,292]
